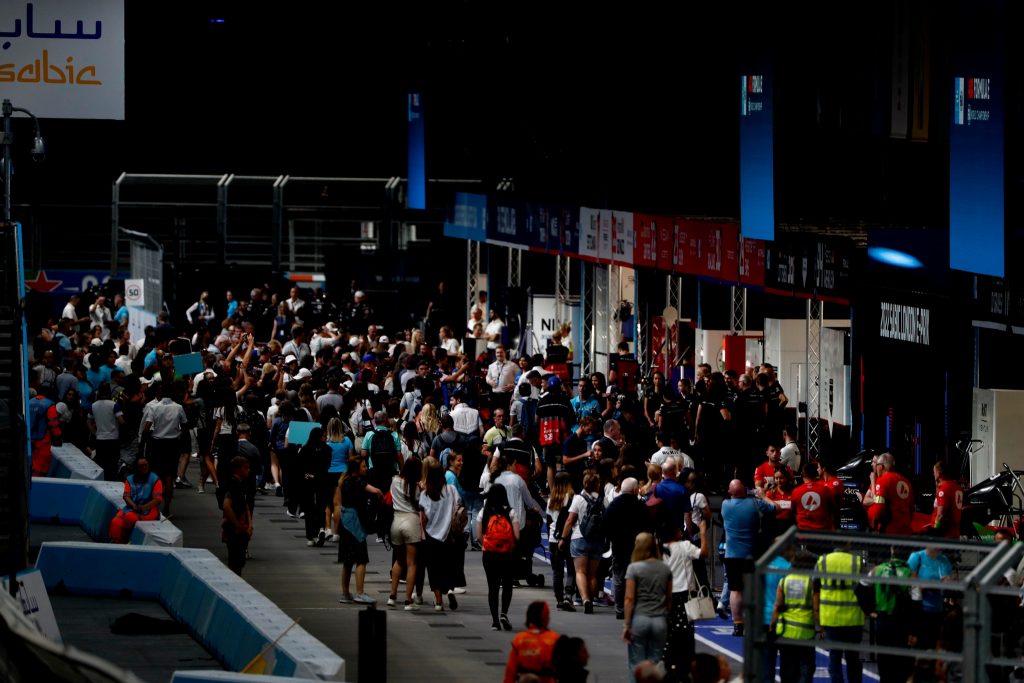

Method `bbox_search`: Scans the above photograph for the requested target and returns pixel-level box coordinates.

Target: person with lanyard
[108,454,163,544]
[813,543,866,683]
[483,407,511,457]
[486,345,518,412]
[503,601,561,683]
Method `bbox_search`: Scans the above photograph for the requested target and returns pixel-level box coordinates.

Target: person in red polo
[866,453,915,535]
[791,461,837,531]
[927,460,962,539]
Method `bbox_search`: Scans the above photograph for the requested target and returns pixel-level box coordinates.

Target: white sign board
[0,0,125,119]
[2,568,62,643]
[124,278,144,306]
[530,294,580,359]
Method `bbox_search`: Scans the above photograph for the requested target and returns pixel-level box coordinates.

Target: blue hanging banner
[739,72,775,241]
[487,199,527,248]
[443,193,488,241]
[949,1,1004,277]
[407,92,426,210]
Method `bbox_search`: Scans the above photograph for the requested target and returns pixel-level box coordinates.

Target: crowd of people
[25,281,1024,683]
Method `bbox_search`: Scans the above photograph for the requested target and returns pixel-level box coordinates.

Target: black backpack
[579,494,606,544]
[367,428,398,480]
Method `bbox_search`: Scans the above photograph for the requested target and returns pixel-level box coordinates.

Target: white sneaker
[330,534,340,543]
[386,596,397,607]
[354,594,376,605]
[306,539,315,547]
[413,594,423,605]
[404,601,419,611]
[453,587,467,595]
[434,603,444,612]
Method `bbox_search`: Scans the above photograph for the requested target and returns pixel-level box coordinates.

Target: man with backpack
[869,552,914,683]
[361,412,401,494]
[537,376,574,495]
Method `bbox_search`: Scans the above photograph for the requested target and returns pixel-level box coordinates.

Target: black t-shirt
[563,433,590,492]
[223,475,251,533]
[496,438,535,469]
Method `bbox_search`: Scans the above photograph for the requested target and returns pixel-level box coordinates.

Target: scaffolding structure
[806,297,823,461]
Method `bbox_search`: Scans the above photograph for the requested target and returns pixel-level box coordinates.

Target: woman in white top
[557,471,605,614]
[684,469,712,590]
[418,456,461,612]
[388,456,425,610]
[662,519,708,680]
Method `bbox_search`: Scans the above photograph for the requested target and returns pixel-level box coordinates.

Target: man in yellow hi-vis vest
[813,548,865,683]
[770,564,817,683]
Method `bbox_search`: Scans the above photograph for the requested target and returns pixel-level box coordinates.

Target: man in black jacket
[537,376,575,494]
[603,477,653,619]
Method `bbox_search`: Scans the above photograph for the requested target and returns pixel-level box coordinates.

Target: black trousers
[482,551,515,624]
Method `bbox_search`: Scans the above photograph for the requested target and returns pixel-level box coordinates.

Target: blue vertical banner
[407,92,426,210]
[949,1,1004,277]
[443,193,487,241]
[739,72,775,241]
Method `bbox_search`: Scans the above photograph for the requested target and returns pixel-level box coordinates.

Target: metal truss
[806,298,822,462]
[731,285,747,334]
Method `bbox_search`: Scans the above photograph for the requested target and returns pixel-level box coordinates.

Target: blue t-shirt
[114,305,129,325]
[327,437,353,473]
[654,478,693,532]
[445,469,465,497]
[764,555,792,624]
[571,396,601,421]
[722,496,775,559]
[908,550,952,614]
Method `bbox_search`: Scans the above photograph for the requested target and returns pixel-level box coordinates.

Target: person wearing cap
[347,290,373,325]
[537,376,575,494]
[309,322,339,357]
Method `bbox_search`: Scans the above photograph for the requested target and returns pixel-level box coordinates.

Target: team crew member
[29,389,63,476]
[108,454,163,544]
[753,443,786,493]
[814,545,865,683]
[791,462,837,531]
[537,376,575,494]
[928,461,962,539]
[504,601,561,683]
[866,453,914,536]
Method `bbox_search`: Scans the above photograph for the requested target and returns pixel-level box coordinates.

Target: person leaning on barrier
[770,552,818,683]
[813,544,865,683]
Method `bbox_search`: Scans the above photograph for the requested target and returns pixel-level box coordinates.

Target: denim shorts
[570,537,605,560]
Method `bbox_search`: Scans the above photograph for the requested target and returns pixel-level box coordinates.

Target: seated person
[108,454,163,543]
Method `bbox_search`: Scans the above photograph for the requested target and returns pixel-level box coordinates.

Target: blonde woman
[416,400,440,443]
[623,532,673,682]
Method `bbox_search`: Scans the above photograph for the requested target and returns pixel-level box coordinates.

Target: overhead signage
[879,301,931,346]
[764,237,853,303]
[0,0,125,119]
[739,72,775,240]
[443,193,487,241]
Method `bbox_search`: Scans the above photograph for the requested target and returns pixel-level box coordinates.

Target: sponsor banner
[656,216,676,271]
[556,205,579,255]
[949,2,1004,277]
[597,209,613,262]
[879,301,931,346]
[24,268,127,295]
[524,202,563,254]
[407,92,426,210]
[739,237,766,287]
[673,220,739,283]
[611,211,634,266]
[739,72,775,240]
[764,236,853,303]
[0,0,125,119]
[487,199,527,248]
[443,193,487,241]
[632,213,659,269]
[578,207,599,261]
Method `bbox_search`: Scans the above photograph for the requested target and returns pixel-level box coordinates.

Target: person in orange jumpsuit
[504,601,561,683]
[108,454,163,543]
[29,390,62,476]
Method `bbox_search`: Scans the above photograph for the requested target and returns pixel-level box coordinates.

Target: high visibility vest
[778,574,816,640]
[816,551,865,627]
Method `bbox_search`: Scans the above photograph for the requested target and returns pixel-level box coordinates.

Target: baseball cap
[362,353,377,363]
[284,354,297,364]
[546,376,562,389]
[295,368,313,380]
[379,335,390,344]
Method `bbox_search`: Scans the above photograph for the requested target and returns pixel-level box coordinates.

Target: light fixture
[868,247,923,269]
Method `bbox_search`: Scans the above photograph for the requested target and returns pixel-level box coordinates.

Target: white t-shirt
[441,338,460,356]
[484,319,504,350]
[62,302,77,321]
[568,491,601,541]
[90,399,122,441]
[689,491,709,526]
[419,484,459,542]
[663,540,703,593]
[451,404,481,437]
[213,406,238,435]
[780,442,801,473]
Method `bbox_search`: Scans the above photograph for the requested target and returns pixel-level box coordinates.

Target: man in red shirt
[866,453,915,535]
[791,461,837,530]
[928,460,962,538]
[754,443,785,493]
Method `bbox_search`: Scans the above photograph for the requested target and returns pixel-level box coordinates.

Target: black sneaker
[732,623,745,637]
[500,614,513,631]
[583,601,593,615]
[491,623,500,631]
[314,529,327,547]
[447,591,458,611]
[561,599,576,613]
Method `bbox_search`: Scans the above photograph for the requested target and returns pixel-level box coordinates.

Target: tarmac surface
[28,461,742,682]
